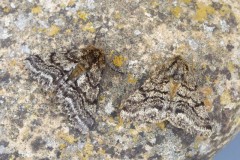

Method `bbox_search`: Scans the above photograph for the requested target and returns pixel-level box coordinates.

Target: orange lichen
[127,74,137,84]
[112,55,125,67]
[47,25,60,36]
[194,3,215,22]
[181,0,192,4]
[10,59,17,66]
[129,129,139,136]
[31,6,42,14]
[171,6,182,18]
[150,0,160,8]
[219,4,232,16]
[114,11,121,19]
[227,62,235,73]
[115,116,124,130]
[3,7,10,13]
[235,117,240,126]
[156,121,166,130]
[77,11,88,21]
[220,90,232,105]
[67,0,76,6]
[9,155,15,160]
[205,75,211,83]
[106,116,115,124]
[65,29,72,34]
[77,138,94,160]
[97,148,106,155]
[59,143,67,150]
[82,22,95,33]
[200,86,213,96]
[203,98,213,111]
[194,135,205,148]
[58,132,77,144]
[116,24,125,30]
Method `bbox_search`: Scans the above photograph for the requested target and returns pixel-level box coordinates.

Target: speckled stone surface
[0,0,240,159]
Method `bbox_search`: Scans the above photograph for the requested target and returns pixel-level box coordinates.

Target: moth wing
[169,84,212,135]
[25,55,63,86]
[120,78,169,122]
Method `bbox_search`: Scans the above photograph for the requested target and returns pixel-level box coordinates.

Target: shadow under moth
[26,45,105,134]
[120,56,213,136]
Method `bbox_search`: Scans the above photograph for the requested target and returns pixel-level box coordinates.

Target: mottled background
[0,0,239,159]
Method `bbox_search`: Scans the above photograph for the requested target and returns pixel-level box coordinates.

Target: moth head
[166,56,192,82]
[81,45,105,69]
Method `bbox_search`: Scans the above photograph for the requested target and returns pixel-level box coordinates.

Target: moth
[120,56,212,136]
[25,45,105,133]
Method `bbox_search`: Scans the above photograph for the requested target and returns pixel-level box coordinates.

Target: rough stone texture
[0,0,239,159]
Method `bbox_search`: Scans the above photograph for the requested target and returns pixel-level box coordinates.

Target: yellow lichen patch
[31,6,42,14]
[112,55,125,67]
[205,75,211,83]
[181,0,192,4]
[73,17,78,23]
[58,132,77,144]
[116,24,125,30]
[77,138,94,160]
[34,27,46,33]
[114,11,121,20]
[0,88,6,95]
[143,153,151,160]
[106,116,115,124]
[200,86,213,96]
[235,117,240,126]
[97,137,104,145]
[67,0,76,6]
[129,129,140,143]
[219,4,232,16]
[171,6,182,18]
[133,134,140,143]
[18,95,28,104]
[65,29,72,34]
[10,59,17,67]
[82,22,95,33]
[127,74,137,84]
[193,135,205,149]
[109,50,115,55]
[32,26,38,31]
[175,44,188,54]
[129,129,139,136]
[235,14,240,24]
[115,116,124,130]
[220,90,232,105]
[139,125,152,133]
[156,121,166,130]
[98,95,105,103]
[59,143,67,150]
[97,148,106,155]
[3,7,10,13]
[21,128,31,141]
[227,62,235,73]
[194,3,215,22]
[150,0,160,8]
[203,98,213,111]
[77,11,88,21]
[9,155,15,160]
[47,25,60,36]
